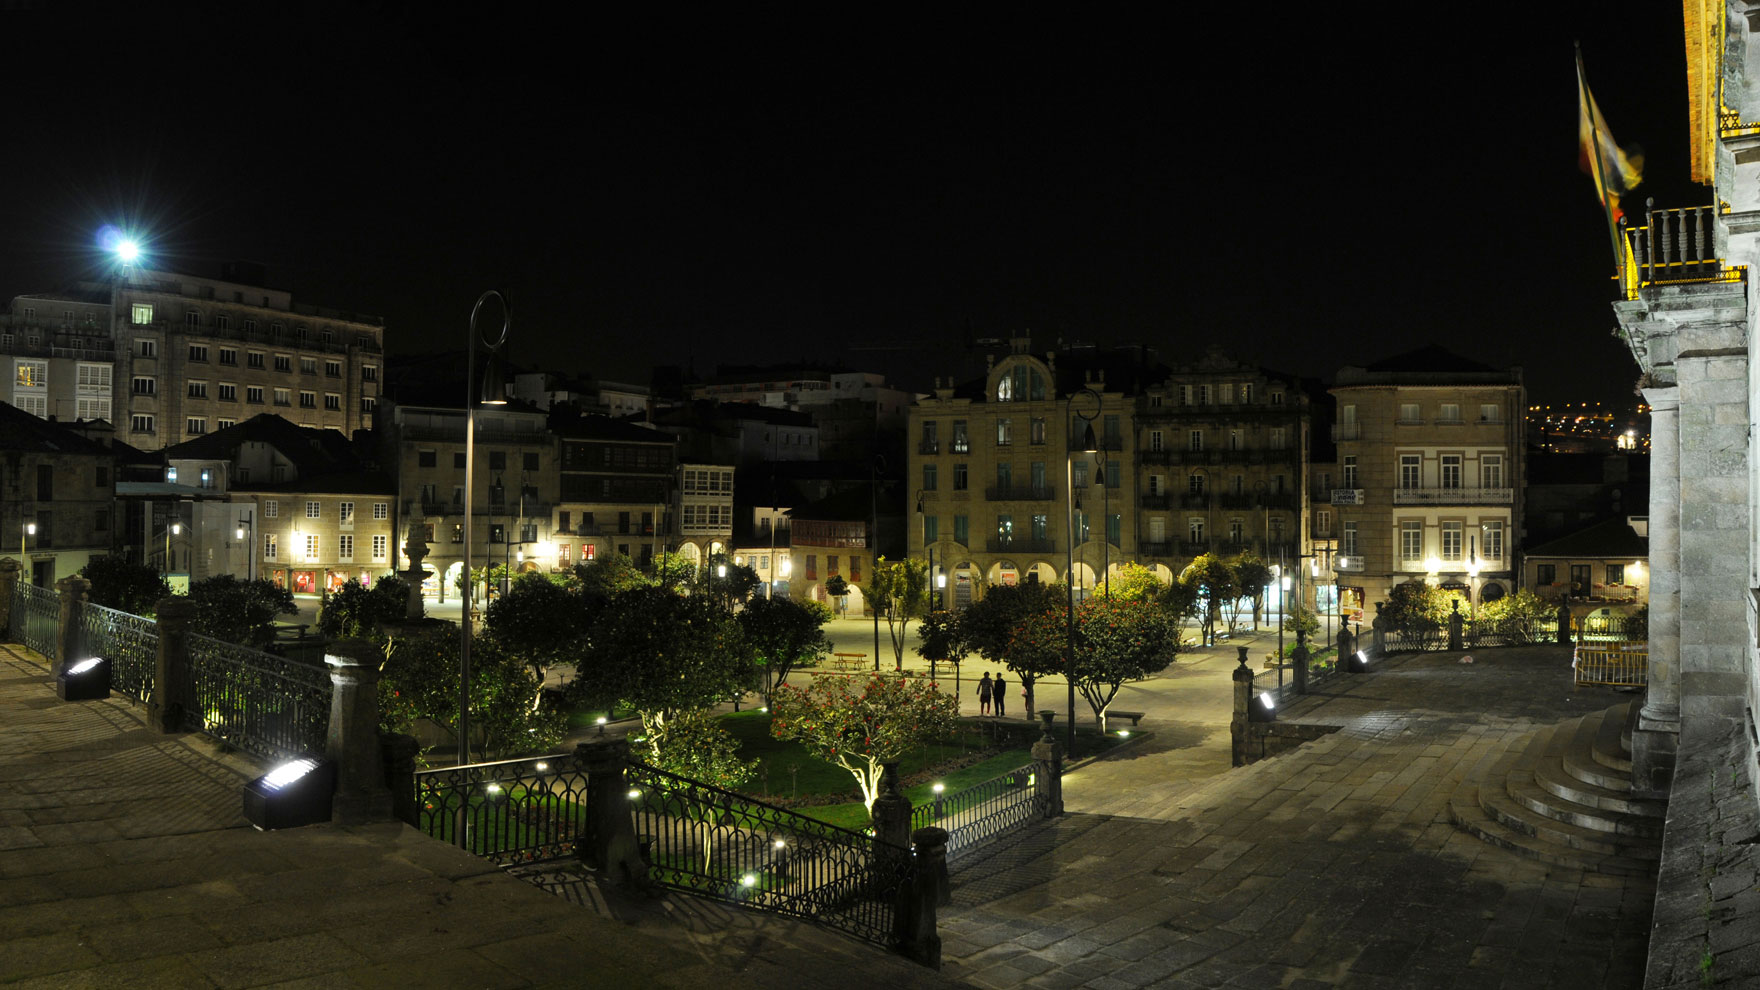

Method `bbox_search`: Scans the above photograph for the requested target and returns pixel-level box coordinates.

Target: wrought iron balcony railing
[1391,487,1513,505]
[984,537,1056,553]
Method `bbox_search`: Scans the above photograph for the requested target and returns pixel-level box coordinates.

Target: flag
[1577,48,1644,271]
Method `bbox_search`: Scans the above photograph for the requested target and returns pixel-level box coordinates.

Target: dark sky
[0,4,1694,403]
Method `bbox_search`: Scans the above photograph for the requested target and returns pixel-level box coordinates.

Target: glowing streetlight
[116,239,140,263]
[21,521,35,561]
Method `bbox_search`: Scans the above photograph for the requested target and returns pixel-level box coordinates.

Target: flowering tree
[1009,596,1180,734]
[769,673,957,810]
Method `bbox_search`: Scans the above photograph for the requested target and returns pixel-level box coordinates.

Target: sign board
[1339,585,1366,624]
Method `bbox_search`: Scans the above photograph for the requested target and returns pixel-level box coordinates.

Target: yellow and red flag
[1577,48,1644,271]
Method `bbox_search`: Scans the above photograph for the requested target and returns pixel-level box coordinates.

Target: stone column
[54,575,89,674]
[1632,386,1680,798]
[869,761,913,868]
[149,596,196,733]
[898,826,948,968]
[324,638,394,825]
[1557,602,1573,646]
[1336,627,1354,663]
[1230,646,1253,767]
[1447,600,1463,651]
[0,558,18,640]
[1031,710,1063,817]
[576,738,648,886]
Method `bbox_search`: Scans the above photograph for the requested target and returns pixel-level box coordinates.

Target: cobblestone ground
[940,648,1655,990]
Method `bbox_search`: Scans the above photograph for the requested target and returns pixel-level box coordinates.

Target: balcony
[917,441,939,455]
[985,485,1056,502]
[1331,489,1365,505]
[1140,493,1172,510]
[1138,541,1174,557]
[1180,540,1210,556]
[1331,423,1360,441]
[1257,493,1298,511]
[1218,493,1255,510]
[1335,556,1366,572]
[1391,487,1513,505]
[1139,449,1174,465]
[984,537,1056,554]
[1180,493,1211,510]
[1620,202,1740,300]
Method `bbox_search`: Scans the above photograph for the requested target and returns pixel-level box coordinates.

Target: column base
[331,788,394,826]
[1630,712,1680,801]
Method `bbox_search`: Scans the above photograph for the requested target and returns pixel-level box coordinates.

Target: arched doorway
[1067,562,1097,602]
[986,560,1021,587]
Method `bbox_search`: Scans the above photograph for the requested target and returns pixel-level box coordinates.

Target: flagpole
[1577,44,1626,275]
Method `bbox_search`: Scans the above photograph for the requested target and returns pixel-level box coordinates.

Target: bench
[1107,710,1146,727]
[831,652,867,672]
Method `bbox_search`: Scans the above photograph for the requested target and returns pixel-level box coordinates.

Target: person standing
[993,671,1009,717]
[977,671,993,716]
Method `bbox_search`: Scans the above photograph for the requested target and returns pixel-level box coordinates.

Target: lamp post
[167,521,181,578]
[236,514,254,583]
[20,520,34,565]
[1097,445,1110,598]
[461,290,510,768]
[871,454,883,673]
[1065,386,1101,752]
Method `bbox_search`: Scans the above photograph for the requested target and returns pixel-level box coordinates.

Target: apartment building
[552,414,676,569]
[0,403,117,587]
[1327,346,1525,611]
[677,462,735,568]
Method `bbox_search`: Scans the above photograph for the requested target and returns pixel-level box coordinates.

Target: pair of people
[976,671,1009,717]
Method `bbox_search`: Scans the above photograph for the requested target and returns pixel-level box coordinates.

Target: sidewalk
[0,643,963,988]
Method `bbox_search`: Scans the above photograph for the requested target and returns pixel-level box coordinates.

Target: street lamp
[236,514,255,583]
[1065,386,1101,752]
[461,290,510,768]
[167,522,181,577]
[20,521,34,564]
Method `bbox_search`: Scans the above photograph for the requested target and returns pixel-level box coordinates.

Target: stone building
[676,462,735,567]
[908,338,1308,609]
[0,402,117,587]
[5,264,384,449]
[550,414,676,570]
[1326,347,1525,612]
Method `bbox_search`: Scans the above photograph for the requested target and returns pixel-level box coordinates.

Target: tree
[1012,596,1181,734]
[1233,554,1274,630]
[185,575,296,647]
[648,549,697,589]
[1477,589,1555,645]
[1181,553,1239,646]
[570,585,754,760]
[737,596,832,704]
[378,626,565,761]
[958,582,1064,714]
[80,556,169,616]
[1109,562,1167,603]
[648,708,756,789]
[318,576,413,638]
[769,672,957,810]
[698,554,760,611]
[572,552,653,603]
[865,557,928,669]
[825,574,851,615]
[484,571,589,686]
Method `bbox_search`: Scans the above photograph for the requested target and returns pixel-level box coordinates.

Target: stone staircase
[1448,700,1664,876]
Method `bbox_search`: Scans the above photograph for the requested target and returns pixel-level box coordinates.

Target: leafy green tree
[186,575,296,647]
[570,585,754,759]
[770,672,957,810]
[825,574,851,615]
[378,626,565,761]
[80,555,169,616]
[865,557,929,669]
[1233,554,1274,629]
[1477,589,1555,645]
[1181,553,1239,646]
[698,553,760,610]
[1109,562,1167,603]
[737,595,832,703]
[318,576,413,638]
[1009,596,1180,733]
[484,571,589,684]
[648,549,698,589]
[916,608,965,666]
[572,552,653,603]
[958,581,1064,714]
[1156,580,1202,637]
[649,708,756,789]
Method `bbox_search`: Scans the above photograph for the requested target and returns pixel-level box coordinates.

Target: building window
[299,391,316,408]
[373,535,387,561]
[523,452,539,472]
[218,347,237,365]
[1343,521,1358,556]
[1241,383,1254,404]
[1188,517,1204,543]
[951,420,969,454]
[490,451,506,471]
[1229,518,1244,543]
[218,383,236,402]
[1198,384,1210,405]
[187,381,208,399]
[339,502,354,525]
[363,366,379,382]
[187,418,207,435]
[131,304,153,324]
[1537,563,1557,586]
[361,396,376,415]
[1481,455,1504,489]
[324,393,341,411]
[923,515,938,543]
[953,514,969,544]
[300,357,317,375]
[922,464,938,491]
[186,311,201,327]
[1606,563,1625,586]
[1440,455,1462,488]
[1399,454,1420,489]
[1032,513,1048,540]
[1343,455,1358,489]
[953,463,968,490]
[1401,521,1423,563]
[1188,430,1203,452]
[274,354,292,372]
[1441,521,1463,561]
[338,535,354,562]
[132,376,156,395]
[1149,430,1163,451]
[274,388,291,406]
[996,419,1012,446]
[325,360,341,377]
[1483,521,1504,559]
[265,500,278,519]
[305,533,319,560]
[306,501,322,519]
[264,534,277,560]
[1188,473,1205,495]
[188,344,208,362]
[374,502,388,520]
[247,386,263,404]
[1439,403,1462,424]
[248,351,265,369]
[1398,402,1421,424]
[1029,418,1046,445]
[217,418,236,430]
[1316,509,1331,534]
[1269,427,1286,450]
[1479,403,1500,423]
[805,554,817,580]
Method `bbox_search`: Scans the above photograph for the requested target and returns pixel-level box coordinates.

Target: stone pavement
[0,644,963,989]
[939,646,1657,989]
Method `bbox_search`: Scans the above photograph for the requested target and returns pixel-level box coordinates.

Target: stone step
[1447,782,1657,877]
[1509,763,1663,839]
[1537,744,1664,820]
[1591,698,1636,775]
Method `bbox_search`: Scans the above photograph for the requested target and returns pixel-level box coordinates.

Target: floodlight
[116,239,140,263]
[1248,691,1277,723]
[1347,650,1372,673]
[56,656,111,701]
[242,758,335,830]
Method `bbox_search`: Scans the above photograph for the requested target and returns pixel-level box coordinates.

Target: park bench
[1107,710,1146,727]
[830,652,867,672]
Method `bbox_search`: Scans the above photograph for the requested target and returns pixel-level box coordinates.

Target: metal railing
[984,485,1056,502]
[1331,489,1364,505]
[80,602,158,703]
[415,753,588,865]
[1620,203,1734,299]
[1576,614,1638,642]
[984,537,1056,553]
[1573,644,1648,687]
[183,633,332,762]
[624,759,912,949]
[13,582,58,660]
[1391,487,1513,505]
[912,762,1046,863]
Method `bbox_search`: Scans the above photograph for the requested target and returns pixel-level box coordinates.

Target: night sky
[0,4,1693,402]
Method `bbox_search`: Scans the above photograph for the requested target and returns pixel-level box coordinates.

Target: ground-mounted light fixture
[242,757,335,830]
[1347,649,1372,674]
[56,657,111,701]
[1248,690,1277,723]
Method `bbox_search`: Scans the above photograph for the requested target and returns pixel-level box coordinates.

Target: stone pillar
[869,761,913,868]
[577,738,648,886]
[0,558,18,640]
[1031,710,1063,817]
[1448,600,1463,651]
[1372,605,1387,652]
[1336,627,1354,663]
[324,638,394,825]
[1291,642,1309,694]
[381,732,421,827]
[149,596,196,733]
[54,575,90,674]
[1557,603,1573,646]
[898,826,948,968]
[1230,646,1253,767]
[1631,386,1681,798]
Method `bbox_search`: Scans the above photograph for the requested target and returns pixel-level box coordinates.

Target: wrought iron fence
[1574,644,1648,687]
[183,633,332,762]
[1576,614,1638,643]
[414,753,589,866]
[80,602,159,703]
[911,762,1046,863]
[13,581,58,660]
[1383,620,1445,653]
[624,759,913,949]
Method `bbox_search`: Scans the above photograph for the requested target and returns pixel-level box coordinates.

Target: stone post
[1031,710,1063,817]
[149,596,196,733]
[1336,627,1354,664]
[54,575,90,674]
[897,826,948,968]
[1556,602,1572,646]
[1372,603,1387,652]
[324,638,395,825]
[1631,385,1680,798]
[577,738,648,886]
[381,732,421,827]
[1291,641,1309,694]
[0,558,18,640]
[1230,646,1253,767]
[1448,599,1463,651]
[869,761,913,869]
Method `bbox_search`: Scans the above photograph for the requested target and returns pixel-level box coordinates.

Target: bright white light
[485,783,502,794]
[596,716,608,726]
[172,523,182,535]
[236,527,246,540]
[717,564,727,577]
[627,789,641,800]
[932,783,945,794]
[24,523,35,536]
[1259,691,1275,710]
[1118,730,1131,738]
[741,874,756,887]
[262,758,319,791]
[1356,650,1369,665]
[534,762,549,772]
[773,839,787,849]
[67,657,103,675]
[116,240,140,263]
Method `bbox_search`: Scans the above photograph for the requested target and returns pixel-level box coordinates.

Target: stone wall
[1238,721,1339,765]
